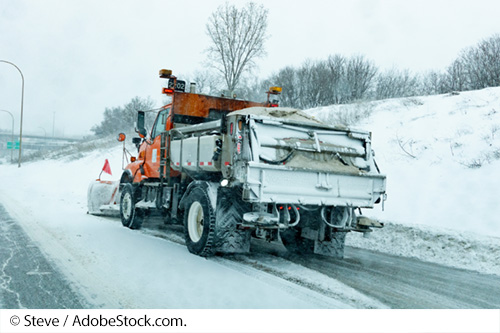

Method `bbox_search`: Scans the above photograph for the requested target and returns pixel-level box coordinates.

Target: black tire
[183,185,216,257]
[280,227,315,254]
[215,187,252,253]
[120,183,144,229]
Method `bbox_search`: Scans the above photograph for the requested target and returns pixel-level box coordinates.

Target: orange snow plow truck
[88,69,386,258]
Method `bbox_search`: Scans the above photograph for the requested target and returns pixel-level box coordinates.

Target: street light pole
[0,60,24,167]
[0,109,14,162]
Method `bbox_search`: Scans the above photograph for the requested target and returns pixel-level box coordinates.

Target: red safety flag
[102,159,112,176]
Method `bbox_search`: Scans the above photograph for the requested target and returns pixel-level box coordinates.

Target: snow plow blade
[87,180,121,217]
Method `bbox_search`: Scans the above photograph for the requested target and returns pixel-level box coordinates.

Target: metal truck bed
[243,162,386,207]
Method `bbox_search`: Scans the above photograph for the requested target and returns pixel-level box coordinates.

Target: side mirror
[117,133,126,142]
[136,111,147,138]
[132,137,142,150]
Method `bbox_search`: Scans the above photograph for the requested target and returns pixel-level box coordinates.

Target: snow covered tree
[205,2,269,94]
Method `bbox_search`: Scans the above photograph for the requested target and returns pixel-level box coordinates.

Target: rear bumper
[242,162,386,207]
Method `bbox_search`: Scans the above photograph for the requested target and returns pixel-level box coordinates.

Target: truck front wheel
[120,183,144,229]
[183,186,216,257]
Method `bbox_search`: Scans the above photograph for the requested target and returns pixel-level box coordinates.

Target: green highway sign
[6,141,20,150]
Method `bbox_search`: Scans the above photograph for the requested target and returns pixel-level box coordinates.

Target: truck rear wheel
[120,183,144,229]
[183,186,216,257]
[215,187,252,253]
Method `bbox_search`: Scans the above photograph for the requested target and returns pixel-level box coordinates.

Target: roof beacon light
[269,86,282,94]
[159,69,173,79]
[266,86,282,107]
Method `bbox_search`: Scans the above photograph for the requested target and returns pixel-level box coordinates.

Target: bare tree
[263,54,378,109]
[189,69,222,95]
[444,34,500,91]
[205,2,269,93]
[421,70,448,95]
[91,97,156,137]
[264,66,300,108]
[375,68,421,99]
[345,55,377,101]
[326,54,347,104]
[445,59,467,92]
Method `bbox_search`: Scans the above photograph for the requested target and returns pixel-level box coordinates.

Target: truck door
[144,107,171,178]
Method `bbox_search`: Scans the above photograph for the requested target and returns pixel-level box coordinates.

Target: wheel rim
[187,201,204,242]
[122,192,133,220]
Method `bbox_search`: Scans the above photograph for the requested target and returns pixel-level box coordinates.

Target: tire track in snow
[142,219,500,309]
[140,220,386,309]
[254,239,500,309]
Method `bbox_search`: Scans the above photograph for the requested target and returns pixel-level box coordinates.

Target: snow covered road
[0,190,368,309]
[4,196,500,309]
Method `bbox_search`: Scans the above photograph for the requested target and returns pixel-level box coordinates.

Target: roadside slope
[306,88,500,275]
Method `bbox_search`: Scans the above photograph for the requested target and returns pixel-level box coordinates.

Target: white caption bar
[1,309,499,333]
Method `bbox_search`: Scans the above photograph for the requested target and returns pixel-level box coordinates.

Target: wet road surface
[0,204,87,308]
[254,240,500,308]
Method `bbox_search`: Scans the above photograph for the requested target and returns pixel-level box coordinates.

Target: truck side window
[151,108,170,139]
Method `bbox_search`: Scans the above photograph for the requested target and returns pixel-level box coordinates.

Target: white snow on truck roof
[230,107,325,125]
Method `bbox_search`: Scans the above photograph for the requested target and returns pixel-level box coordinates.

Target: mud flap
[314,232,347,259]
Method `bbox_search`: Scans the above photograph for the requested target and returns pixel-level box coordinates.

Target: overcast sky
[1,0,500,137]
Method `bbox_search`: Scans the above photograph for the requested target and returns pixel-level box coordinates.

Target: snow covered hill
[308,87,500,236]
[307,88,500,274]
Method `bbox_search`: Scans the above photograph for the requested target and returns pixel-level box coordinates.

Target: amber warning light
[117,133,126,142]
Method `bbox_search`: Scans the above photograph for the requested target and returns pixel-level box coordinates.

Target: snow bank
[347,223,500,276]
